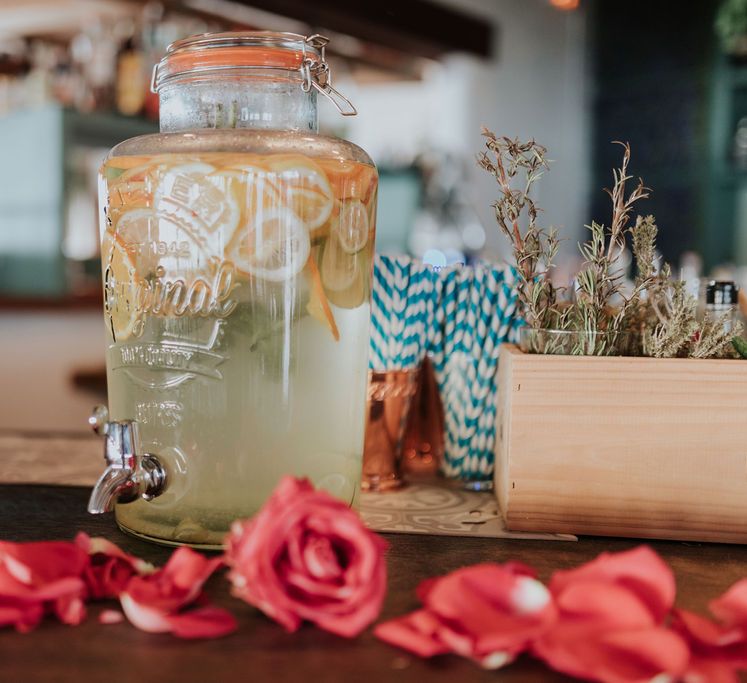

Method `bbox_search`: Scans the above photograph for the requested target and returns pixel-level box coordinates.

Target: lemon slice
[154,163,239,255]
[227,208,310,282]
[268,156,334,233]
[219,165,284,256]
[320,234,368,309]
[102,230,140,342]
[336,199,370,254]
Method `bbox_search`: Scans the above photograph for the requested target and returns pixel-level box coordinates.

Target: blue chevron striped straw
[427,262,522,480]
[369,254,438,370]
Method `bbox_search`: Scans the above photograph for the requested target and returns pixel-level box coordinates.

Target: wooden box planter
[494,343,747,543]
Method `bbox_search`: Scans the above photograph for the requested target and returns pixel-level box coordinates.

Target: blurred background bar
[1,0,747,431]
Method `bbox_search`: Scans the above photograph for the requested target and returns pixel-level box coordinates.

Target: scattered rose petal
[547,546,676,623]
[166,606,239,639]
[710,579,747,630]
[225,476,387,638]
[375,562,555,668]
[672,577,747,682]
[99,609,125,625]
[533,546,688,683]
[0,540,88,632]
[75,533,153,600]
[375,609,451,659]
[119,547,234,639]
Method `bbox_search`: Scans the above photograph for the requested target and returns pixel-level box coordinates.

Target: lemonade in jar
[89,33,377,548]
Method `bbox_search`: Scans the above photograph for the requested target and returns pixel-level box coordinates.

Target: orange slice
[114,208,159,275]
[306,254,339,341]
[109,180,151,216]
[106,155,155,171]
[268,155,334,234]
[336,198,369,254]
[320,159,377,204]
[101,230,140,342]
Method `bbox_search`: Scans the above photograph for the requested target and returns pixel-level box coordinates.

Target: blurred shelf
[0,290,101,311]
[0,105,157,300]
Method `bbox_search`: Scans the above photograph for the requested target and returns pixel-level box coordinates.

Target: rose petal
[75,532,154,596]
[534,626,690,683]
[120,592,172,633]
[0,541,88,588]
[0,601,44,633]
[553,580,657,630]
[374,610,451,658]
[0,540,88,631]
[710,579,747,629]
[673,608,747,673]
[166,607,238,639]
[99,609,125,625]
[53,594,86,626]
[549,546,675,622]
[125,547,223,614]
[421,564,555,657]
[682,657,740,683]
[162,548,223,596]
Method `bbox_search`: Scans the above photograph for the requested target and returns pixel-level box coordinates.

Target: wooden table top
[2,432,747,682]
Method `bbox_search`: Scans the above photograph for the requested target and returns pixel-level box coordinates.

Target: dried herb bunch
[479,129,743,358]
[477,132,562,331]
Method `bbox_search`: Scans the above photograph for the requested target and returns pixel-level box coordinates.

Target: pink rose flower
[120,547,236,639]
[533,546,690,683]
[75,533,153,600]
[224,476,387,637]
[375,562,555,669]
[0,540,89,631]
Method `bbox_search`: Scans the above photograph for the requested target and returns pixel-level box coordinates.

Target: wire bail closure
[302,34,357,116]
[150,32,357,117]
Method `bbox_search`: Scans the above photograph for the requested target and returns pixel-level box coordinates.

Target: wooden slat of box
[495,343,747,543]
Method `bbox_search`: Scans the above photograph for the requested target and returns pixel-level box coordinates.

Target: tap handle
[87,406,167,514]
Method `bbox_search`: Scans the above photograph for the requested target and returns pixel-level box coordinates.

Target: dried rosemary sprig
[572,144,656,354]
[477,130,562,330]
[644,278,698,358]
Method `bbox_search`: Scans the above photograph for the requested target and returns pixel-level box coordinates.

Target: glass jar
[93,32,377,548]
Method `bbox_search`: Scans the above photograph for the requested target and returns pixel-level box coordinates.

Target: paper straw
[370,254,438,371]
[427,262,522,479]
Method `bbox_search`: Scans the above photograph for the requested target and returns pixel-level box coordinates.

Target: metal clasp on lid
[302,34,357,116]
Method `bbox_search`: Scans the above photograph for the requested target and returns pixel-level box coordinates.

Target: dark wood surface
[1,485,747,682]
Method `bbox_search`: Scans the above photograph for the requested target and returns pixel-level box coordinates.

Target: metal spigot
[87,405,168,514]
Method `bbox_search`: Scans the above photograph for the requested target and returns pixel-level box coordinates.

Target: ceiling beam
[199,0,493,59]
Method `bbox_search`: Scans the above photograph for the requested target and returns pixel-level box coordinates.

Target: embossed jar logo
[103,161,240,390]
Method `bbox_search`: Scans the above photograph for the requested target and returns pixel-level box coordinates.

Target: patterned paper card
[360,481,576,541]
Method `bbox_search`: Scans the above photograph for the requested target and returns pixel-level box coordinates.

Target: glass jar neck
[158,73,318,133]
